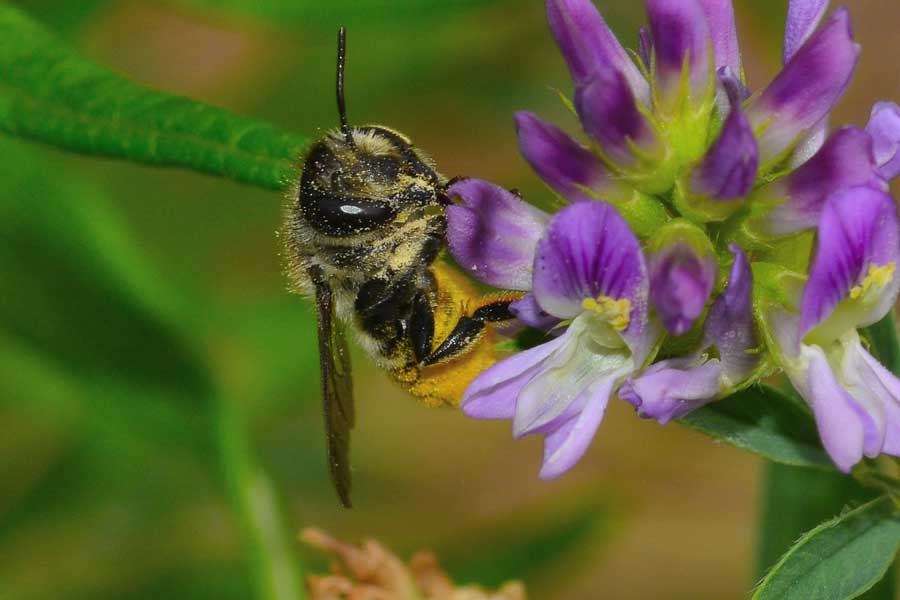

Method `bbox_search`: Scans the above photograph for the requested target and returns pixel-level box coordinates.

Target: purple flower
[446,179,550,290]
[754,127,879,238]
[781,1,832,167]
[508,294,561,331]
[649,244,715,336]
[622,245,758,423]
[462,202,657,479]
[646,221,718,336]
[515,111,623,203]
[531,0,872,203]
[575,67,660,167]
[769,187,900,471]
[547,0,660,167]
[783,0,830,63]
[746,8,859,168]
[685,74,759,214]
[645,0,713,108]
[619,357,723,424]
[698,0,741,75]
[447,0,900,481]
[866,102,900,182]
[546,0,649,101]
[446,178,564,332]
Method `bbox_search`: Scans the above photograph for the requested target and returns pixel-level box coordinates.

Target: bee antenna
[336,27,354,146]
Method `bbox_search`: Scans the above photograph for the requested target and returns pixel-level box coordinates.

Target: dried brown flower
[301,527,527,600]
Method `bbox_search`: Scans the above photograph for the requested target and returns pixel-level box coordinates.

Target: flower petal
[619,357,722,424]
[760,127,877,237]
[447,179,550,290]
[538,376,616,479]
[856,344,900,456]
[866,101,900,181]
[546,0,649,102]
[747,8,859,168]
[648,241,717,336]
[532,202,648,321]
[703,244,758,383]
[799,186,900,339]
[789,118,829,168]
[513,314,632,437]
[509,294,561,331]
[646,0,712,106]
[515,111,611,203]
[689,76,759,201]
[698,0,741,74]
[839,334,890,458]
[783,0,829,62]
[461,333,569,420]
[575,69,659,166]
[793,343,869,472]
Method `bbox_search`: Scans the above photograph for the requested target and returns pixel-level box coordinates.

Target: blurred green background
[2,1,900,598]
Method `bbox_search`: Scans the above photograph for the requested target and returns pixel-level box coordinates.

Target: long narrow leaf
[172,0,505,25]
[0,3,307,190]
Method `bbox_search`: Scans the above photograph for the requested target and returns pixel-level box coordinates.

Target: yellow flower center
[581,296,632,331]
[850,263,896,300]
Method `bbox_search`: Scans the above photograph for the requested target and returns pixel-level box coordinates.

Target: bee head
[296,28,446,238]
[298,127,445,237]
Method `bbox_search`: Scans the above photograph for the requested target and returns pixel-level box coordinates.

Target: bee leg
[355,277,412,354]
[355,278,396,318]
[409,292,435,364]
[419,300,514,367]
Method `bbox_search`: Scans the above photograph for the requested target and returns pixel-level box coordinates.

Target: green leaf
[170,0,506,26]
[0,3,307,190]
[679,385,833,469]
[755,464,896,600]
[9,0,113,35]
[865,312,900,377]
[753,496,900,600]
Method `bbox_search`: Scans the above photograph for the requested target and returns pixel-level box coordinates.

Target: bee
[284,28,519,508]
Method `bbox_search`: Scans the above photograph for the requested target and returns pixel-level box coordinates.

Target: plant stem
[217,396,305,600]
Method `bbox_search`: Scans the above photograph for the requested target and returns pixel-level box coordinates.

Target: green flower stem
[216,396,305,600]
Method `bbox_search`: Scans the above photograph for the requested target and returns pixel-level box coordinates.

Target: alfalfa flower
[645,220,718,336]
[461,201,657,479]
[866,101,900,182]
[447,0,900,476]
[621,245,758,423]
[761,187,900,472]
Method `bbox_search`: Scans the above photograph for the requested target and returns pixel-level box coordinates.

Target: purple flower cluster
[448,0,900,478]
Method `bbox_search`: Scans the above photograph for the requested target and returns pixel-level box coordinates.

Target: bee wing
[312,272,355,508]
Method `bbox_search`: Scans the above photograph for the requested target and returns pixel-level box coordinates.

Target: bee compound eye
[302,192,397,236]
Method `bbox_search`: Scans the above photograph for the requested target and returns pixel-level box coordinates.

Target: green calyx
[646,218,716,261]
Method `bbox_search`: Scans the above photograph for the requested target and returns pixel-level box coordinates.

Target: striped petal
[447,179,549,290]
[747,8,859,168]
